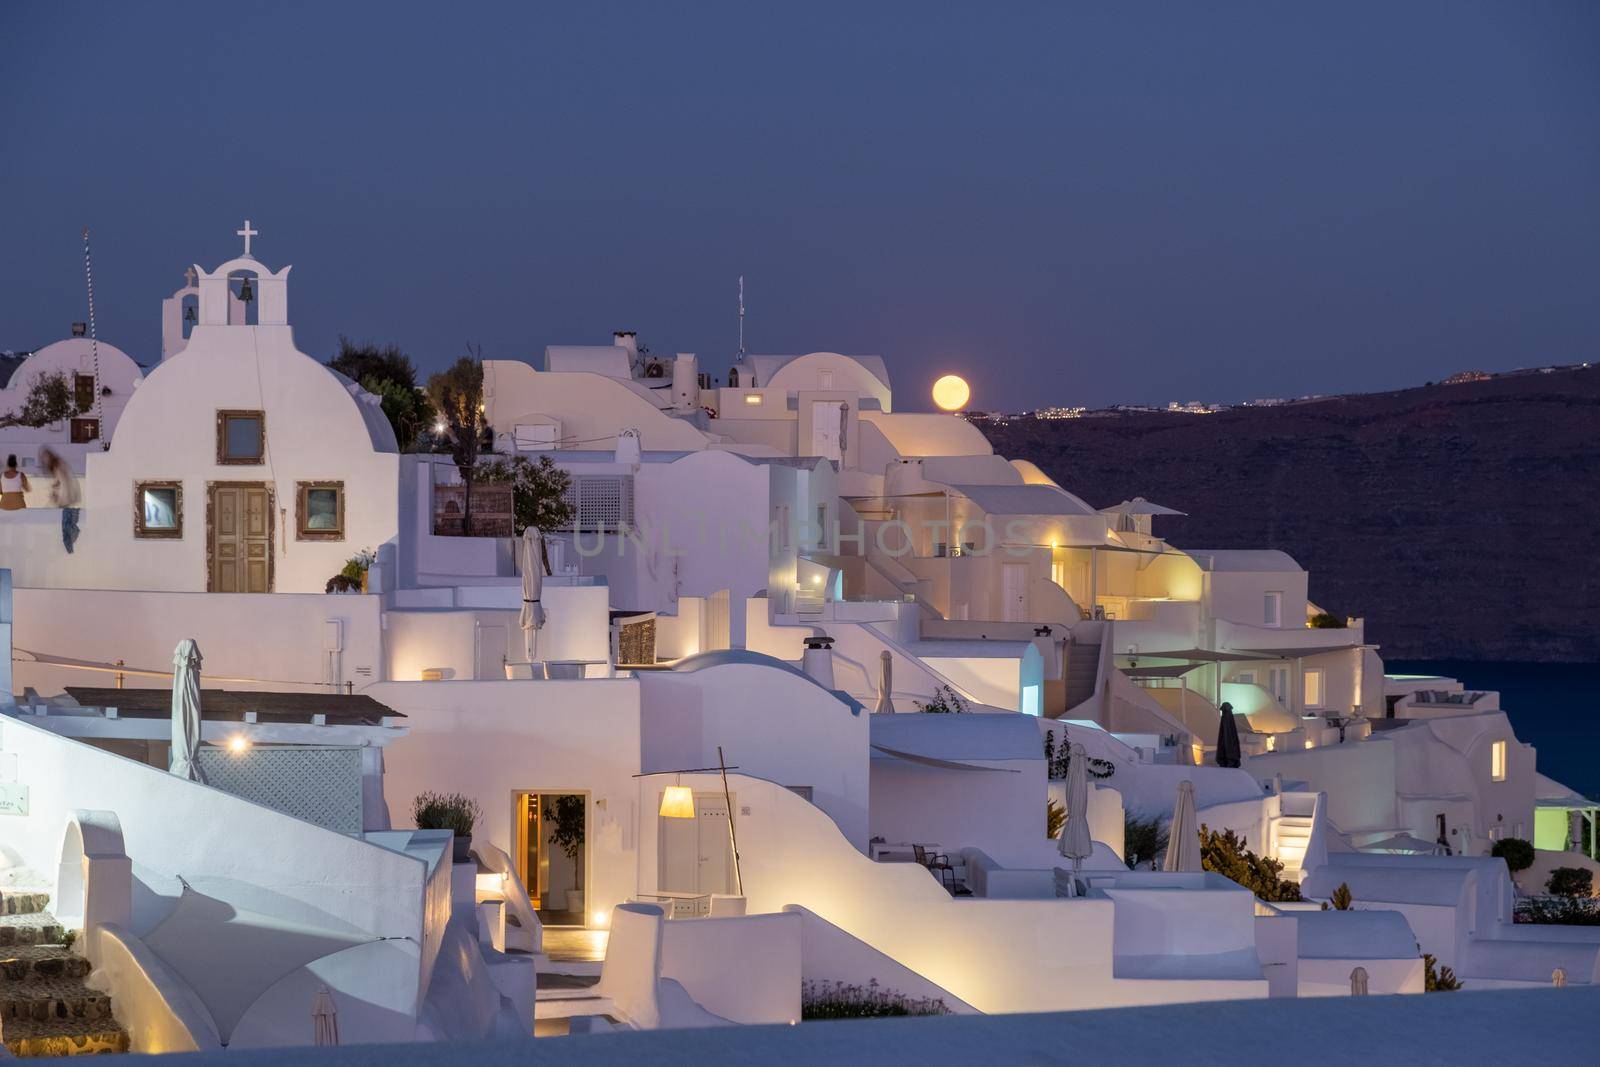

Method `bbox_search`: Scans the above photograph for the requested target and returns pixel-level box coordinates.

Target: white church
[0,225,1595,1056]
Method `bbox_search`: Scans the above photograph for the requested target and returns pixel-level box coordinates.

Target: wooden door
[1002,562,1029,622]
[210,483,273,592]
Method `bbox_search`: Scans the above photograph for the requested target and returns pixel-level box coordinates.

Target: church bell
[237,276,254,303]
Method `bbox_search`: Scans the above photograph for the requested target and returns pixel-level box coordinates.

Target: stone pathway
[0,887,128,1057]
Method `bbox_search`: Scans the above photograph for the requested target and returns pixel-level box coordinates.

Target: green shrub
[412,791,481,836]
[800,979,949,1020]
[1424,954,1461,991]
[1491,837,1535,873]
[1199,824,1303,902]
[1308,612,1346,629]
[1124,813,1168,869]
[1547,867,1594,899]
[1325,883,1353,911]
[1517,896,1600,926]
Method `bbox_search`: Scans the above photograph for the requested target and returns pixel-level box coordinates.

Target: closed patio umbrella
[1163,779,1202,872]
[1215,701,1242,768]
[874,651,895,714]
[519,526,546,665]
[1349,967,1369,996]
[1058,743,1094,875]
[169,638,203,782]
[312,986,340,1046]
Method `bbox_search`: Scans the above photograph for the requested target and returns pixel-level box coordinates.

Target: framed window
[1236,670,1257,686]
[73,374,96,412]
[1491,740,1507,782]
[1303,668,1325,709]
[296,481,345,540]
[134,481,183,539]
[216,410,265,464]
[1264,591,1283,627]
[70,418,100,443]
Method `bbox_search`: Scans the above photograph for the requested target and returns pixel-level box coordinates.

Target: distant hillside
[980,366,1600,663]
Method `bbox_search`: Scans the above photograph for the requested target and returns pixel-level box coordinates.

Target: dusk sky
[3,1,1596,411]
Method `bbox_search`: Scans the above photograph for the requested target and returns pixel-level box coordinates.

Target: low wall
[10,586,382,696]
[785,905,977,1013]
[660,913,802,1024]
[962,849,1054,900]
[93,923,222,1054]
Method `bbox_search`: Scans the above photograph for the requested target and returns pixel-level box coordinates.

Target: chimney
[71,322,87,337]
[672,353,698,410]
[612,331,638,358]
[801,635,836,690]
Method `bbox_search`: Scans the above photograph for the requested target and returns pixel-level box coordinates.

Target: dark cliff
[980,366,1600,662]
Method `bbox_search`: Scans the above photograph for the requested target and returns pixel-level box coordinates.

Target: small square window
[134,481,183,539]
[297,481,345,540]
[73,374,96,413]
[217,410,265,464]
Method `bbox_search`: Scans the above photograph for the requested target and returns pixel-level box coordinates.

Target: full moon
[932,374,971,412]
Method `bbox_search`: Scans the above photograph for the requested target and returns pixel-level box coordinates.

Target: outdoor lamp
[660,784,695,819]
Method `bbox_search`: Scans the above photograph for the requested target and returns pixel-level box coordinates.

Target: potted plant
[325,548,377,594]
[547,795,586,913]
[413,791,481,863]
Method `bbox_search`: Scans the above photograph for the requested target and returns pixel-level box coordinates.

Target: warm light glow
[1265,735,1277,752]
[432,421,446,435]
[1304,739,1315,749]
[591,909,611,928]
[659,785,695,819]
[744,393,764,405]
[227,735,252,755]
[1491,740,1507,782]
[932,374,971,411]
[813,575,824,585]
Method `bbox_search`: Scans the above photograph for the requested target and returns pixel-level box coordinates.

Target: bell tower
[193,219,292,327]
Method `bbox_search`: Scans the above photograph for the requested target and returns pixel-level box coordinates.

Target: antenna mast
[737,275,746,357]
[81,227,102,429]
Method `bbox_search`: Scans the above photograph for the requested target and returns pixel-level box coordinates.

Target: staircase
[0,885,127,1057]
[1063,640,1101,712]
[1273,812,1316,883]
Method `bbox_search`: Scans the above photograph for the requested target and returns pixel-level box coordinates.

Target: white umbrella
[1163,779,1202,872]
[1349,967,1369,996]
[1057,743,1094,874]
[874,651,895,714]
[169,639,203,782]
[519,526,546,665]
[312,986,340,1046]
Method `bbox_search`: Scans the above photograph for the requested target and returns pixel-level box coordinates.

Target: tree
[1123,813,1169,869]
[1325,882,1354,911]
[0,371,80,428]
[476,454,575,570]
[1546,867,1594,899]
[329,339,434,452]
[1491,837,1535,874]
[426,353,486,534]
[1199,824,1303,902]
[1046,799,1066,840]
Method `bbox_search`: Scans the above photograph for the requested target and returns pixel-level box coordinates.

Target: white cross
[236,219,259,256]
[184,266,197,286]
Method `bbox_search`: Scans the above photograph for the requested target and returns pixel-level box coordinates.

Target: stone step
[0,891,52,917]
[0,915,64,949]
[0,946,92,982]
[0,1014,130,1057]
[0,976,114,1024]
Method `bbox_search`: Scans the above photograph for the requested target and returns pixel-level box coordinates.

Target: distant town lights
[932,374,971,412]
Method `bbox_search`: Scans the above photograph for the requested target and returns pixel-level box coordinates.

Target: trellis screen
[565,475,634,532]
[197,745,364,833]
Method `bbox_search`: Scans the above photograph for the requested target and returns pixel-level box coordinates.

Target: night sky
[3,2,1596,411]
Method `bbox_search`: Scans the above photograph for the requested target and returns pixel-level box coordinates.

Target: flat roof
[64,688,400,727]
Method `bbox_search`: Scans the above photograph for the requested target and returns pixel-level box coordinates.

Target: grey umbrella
[1057,743,1094,876]
[1214,700,1242,768]
[1163,780,1203,872]
[519,527,546,666]
[874,651,895,714]
[169,639,204,782]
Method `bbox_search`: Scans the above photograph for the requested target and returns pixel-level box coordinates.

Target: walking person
[40,448,81,552]
[0,454,29,511]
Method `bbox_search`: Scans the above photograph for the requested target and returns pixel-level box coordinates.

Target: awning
[1120,664,1203,679]
[1101,497,1186,517]
[1136,648,1264,663]
[1233,645,1361,659]
[870,745,1021,773]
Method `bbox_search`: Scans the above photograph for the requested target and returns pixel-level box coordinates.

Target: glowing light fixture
[932,374,971,412]
[227,735,252,755]
[659,785,695,819]
[744,393,764,405]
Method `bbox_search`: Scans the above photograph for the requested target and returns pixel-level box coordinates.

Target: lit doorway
[515,792,589,926]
